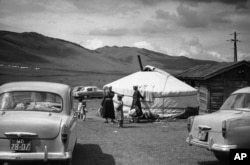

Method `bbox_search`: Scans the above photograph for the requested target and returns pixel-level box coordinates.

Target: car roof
[0,81,71,96]
[84,86,98,88]
[232,87,250,94]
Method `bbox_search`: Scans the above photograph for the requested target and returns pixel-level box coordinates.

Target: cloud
[133,41,156,51]
[154,3,238,30]
[180,35,204,56]
[89,28,128,36]
[207,51,228,61]
[238,51,250,61]
[137,0,166,6]
[182,0,248,6]
[140,20,173,35]
[175,34,229,61]
[155,4,209,29]
[155,9,177,20]
[176,4,209,28]
[66,0,140,16]
[81,38,105,50]
[0,0,48,20]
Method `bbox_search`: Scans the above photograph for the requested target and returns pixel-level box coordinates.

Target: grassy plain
[0,66,125,88]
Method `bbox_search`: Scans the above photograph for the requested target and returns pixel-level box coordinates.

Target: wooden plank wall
[209,78,224,112]
[199,85,209,112]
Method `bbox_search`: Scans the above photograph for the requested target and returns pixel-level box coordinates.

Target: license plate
[10,139,31,151]
[198,131,208,141]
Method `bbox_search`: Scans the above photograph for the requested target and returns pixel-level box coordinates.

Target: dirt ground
[72,99,221,165]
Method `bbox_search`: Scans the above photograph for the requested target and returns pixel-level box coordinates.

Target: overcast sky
[0,0,250,62]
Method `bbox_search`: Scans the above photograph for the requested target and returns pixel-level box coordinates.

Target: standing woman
[101,86,115,123]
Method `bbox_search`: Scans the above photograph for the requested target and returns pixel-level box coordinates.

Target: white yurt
[104,65,199,118]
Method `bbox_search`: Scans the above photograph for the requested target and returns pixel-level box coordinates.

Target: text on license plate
[198,131,208,141]
[10,139,31,151]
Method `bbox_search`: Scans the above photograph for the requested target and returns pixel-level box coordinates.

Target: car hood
[193,110,244,132]
[0,111,62,139]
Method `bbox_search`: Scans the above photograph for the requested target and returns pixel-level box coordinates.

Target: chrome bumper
[186,133,237,152]
[0,146,72,161]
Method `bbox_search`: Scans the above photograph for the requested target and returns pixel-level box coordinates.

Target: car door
[92,87,98,98]
[67,91,77,151]
[87,87,94,98]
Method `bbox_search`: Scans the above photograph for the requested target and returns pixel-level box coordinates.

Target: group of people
[77,85,145,127]
[100,85,144,127]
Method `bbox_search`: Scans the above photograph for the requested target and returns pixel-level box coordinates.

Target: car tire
[0,161,5,165]
[213,151,229,163]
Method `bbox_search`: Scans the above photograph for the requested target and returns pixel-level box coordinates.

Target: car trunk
[0,111,62,139]
[193,110,244,132]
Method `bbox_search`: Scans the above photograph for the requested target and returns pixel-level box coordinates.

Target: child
[77,98,87,121]
[115,94,124,127]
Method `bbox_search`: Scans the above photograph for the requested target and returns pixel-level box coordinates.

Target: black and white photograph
[0,0,250,165]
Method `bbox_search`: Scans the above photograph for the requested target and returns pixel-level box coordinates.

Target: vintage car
[186,87,250,162]
[72,86,84,98]
[74,86,103,99]
[0,81,78,165]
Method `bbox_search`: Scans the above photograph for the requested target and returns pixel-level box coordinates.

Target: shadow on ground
[198,160,224,165]
[72,143,116,165]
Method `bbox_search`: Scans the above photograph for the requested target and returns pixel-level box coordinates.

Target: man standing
[131,86,144,117]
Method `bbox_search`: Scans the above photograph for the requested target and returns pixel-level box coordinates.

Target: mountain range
[0,31,218,75]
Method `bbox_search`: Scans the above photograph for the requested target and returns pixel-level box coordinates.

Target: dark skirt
[102,98,115,119]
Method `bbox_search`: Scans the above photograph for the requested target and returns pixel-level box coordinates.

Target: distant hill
[0,31,218,75]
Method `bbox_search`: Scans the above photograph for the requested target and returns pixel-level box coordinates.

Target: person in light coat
[77,98,87,121]
[115,94,124,127]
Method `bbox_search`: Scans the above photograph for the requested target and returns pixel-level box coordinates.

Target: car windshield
[220,93,250,111]
[0,91,62,112]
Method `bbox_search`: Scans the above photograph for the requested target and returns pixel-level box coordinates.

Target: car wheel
[213,151,229,163]
[0,161,6,165]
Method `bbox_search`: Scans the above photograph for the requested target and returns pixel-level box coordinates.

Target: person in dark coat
[131,85,144,117]
[101,86,115,123]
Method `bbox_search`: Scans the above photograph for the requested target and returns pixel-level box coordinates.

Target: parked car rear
[186,87,250,162]
[0,81,78,165]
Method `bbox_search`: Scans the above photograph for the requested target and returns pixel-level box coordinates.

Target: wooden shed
[177,61,250,112]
